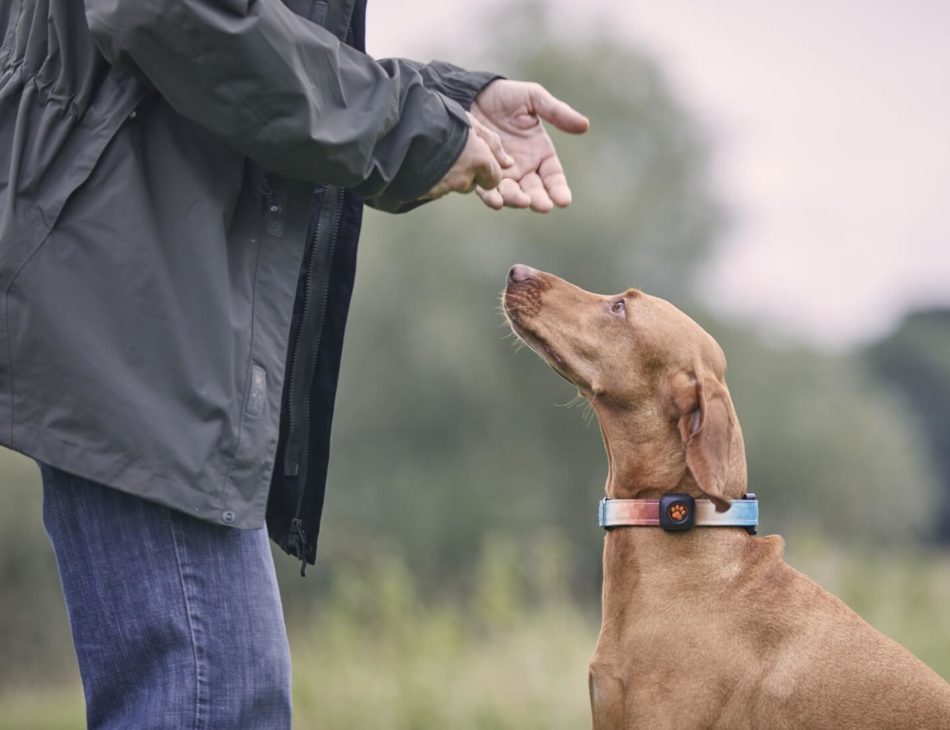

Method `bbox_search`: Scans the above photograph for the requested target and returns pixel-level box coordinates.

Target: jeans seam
[169,510,208,730]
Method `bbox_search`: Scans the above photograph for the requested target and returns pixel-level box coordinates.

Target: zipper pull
[288,517,308,577]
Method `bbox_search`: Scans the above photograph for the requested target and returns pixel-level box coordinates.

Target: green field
[2,543,948,730]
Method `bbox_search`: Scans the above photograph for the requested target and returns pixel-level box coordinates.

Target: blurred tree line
[0,6,947,690]
[866,309,950,542]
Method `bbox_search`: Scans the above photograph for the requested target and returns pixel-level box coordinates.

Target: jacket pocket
[0,68,146,292]
[0,65,146,444]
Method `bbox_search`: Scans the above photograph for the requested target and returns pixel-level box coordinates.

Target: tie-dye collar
[599,494,758,534]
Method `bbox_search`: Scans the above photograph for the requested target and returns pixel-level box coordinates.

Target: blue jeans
[40,464,293,729]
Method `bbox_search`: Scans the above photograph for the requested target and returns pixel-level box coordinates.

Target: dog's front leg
[589,664,626,729]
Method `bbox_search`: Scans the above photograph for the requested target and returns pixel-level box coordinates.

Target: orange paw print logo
[667,502,689,522]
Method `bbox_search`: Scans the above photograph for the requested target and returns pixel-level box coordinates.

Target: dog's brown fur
[503,265,950,730]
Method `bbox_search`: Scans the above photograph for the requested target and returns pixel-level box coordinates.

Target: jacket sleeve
[83,0,471,202]
[364,60,502,214]
[387,60,502,110]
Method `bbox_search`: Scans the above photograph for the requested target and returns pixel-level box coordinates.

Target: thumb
[472,143,503,191]
[530,84,590,134]
[469,113,513,168]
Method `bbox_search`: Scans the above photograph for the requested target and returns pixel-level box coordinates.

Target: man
[0,1,587,726]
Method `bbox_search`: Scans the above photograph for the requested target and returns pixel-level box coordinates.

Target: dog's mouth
[503,280,579,388]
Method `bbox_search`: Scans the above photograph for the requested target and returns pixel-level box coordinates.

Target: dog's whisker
[555,394,580,408]
[582,400,597,427]
[555,392,587,410]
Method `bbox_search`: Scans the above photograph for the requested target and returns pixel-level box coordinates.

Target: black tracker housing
[659,493,696,531]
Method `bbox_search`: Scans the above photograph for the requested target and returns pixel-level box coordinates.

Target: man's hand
[425,114,512,200]
[471,80,589,213]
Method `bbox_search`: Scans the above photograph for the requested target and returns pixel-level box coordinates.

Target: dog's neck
[596,414,703,501]
[592,402,770,649]
[596,526,785,668]
[594,402,748,502]
[601,527,774,589]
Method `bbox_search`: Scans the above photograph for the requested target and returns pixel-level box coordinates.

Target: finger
[529,84,590,134]
[470,114,514,168]
[539,154,573,208]
[520,172,555,213]
[498,177,531,209]
[476,185,505,210]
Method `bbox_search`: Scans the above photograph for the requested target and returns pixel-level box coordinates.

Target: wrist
[454,72,506,111]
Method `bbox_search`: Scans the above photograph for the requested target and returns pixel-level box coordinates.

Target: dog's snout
[508,264,538,284]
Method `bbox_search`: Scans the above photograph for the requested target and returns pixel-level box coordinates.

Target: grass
[1,541,948,729]
[0,688,85,730]
[293,602,594,729]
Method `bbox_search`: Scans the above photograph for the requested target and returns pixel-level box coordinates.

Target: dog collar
[599,493,758,534]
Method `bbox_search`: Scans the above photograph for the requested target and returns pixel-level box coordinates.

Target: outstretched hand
[424,80,588,212]
[471,80,589,212]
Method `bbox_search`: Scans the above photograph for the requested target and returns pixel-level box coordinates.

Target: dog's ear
[677,371,734,512]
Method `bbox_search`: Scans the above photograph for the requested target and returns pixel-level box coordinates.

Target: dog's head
[503,265,747,509]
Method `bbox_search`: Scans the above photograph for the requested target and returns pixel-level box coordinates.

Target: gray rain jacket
[0,0,496,569]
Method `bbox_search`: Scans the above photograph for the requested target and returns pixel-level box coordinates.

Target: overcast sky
[367,1,950,348]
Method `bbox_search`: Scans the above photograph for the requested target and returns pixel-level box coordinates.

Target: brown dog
[503,264,950,729]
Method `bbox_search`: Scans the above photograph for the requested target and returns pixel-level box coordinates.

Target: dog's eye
[610,299,626,317]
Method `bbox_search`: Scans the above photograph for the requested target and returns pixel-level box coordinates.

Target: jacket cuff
[425,62,504,110]
[370,94,470,204]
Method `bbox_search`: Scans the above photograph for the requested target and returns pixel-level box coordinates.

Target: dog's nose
[508,264,538,283]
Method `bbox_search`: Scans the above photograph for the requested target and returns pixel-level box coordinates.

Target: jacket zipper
[281,12,355,575]
[283,186,345,575]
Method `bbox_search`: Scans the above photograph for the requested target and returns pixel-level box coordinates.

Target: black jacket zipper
[283,186,345,575]
[278,11,356,575]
